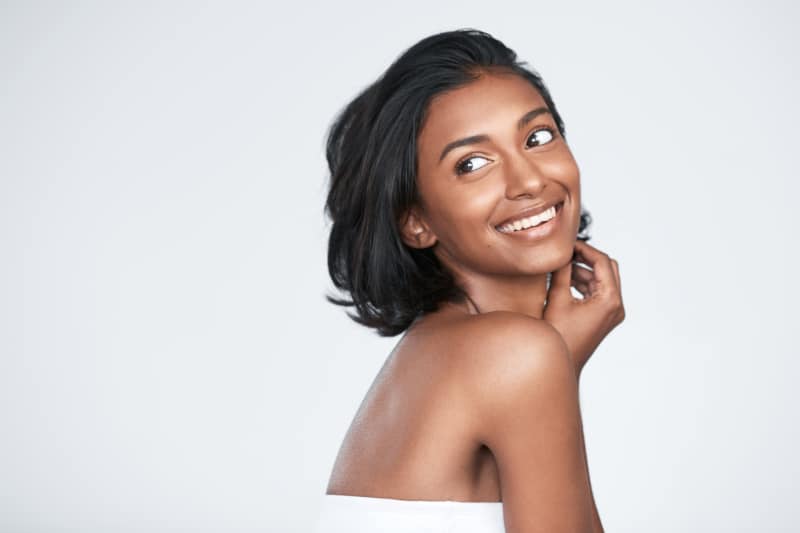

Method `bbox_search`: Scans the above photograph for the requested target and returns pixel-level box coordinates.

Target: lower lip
[495,202,564,241]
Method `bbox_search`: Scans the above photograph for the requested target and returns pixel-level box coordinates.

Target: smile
[496,201,563,232]
[495,201,564,238]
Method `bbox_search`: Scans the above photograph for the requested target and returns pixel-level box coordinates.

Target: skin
[325,70,625,533]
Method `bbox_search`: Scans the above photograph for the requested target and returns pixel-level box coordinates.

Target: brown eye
[526,127,555,148]
[455,155,491,175]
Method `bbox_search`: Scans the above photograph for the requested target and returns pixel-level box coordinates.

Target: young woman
[314,28,625,533]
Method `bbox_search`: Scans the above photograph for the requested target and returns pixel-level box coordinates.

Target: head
[324,28,592,337]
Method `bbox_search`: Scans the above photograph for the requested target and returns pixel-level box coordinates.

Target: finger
[571,278,591,299]
[571,263,594,284]
[573,240,617,293]
[611,259,621,294]
[572,240,605,267]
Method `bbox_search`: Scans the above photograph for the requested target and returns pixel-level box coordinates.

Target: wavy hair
[323,28,592,337]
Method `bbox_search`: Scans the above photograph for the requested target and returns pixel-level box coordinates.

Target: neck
[445,268,549,318]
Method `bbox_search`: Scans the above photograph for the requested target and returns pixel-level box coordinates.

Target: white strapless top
[312,494,506,533]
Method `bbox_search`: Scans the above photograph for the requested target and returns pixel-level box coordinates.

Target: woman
[314,28,625,533]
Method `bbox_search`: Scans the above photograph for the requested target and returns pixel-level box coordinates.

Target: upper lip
[494,200,563,228]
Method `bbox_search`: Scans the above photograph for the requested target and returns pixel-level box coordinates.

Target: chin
[539,237,577,271]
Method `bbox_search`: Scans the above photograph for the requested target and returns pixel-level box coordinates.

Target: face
[401,71,581,279]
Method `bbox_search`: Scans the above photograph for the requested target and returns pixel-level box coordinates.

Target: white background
[1,1,798,531]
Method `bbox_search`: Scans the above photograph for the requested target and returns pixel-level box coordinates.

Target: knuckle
[606,295,623,311]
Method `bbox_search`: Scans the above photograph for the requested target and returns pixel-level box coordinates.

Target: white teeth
[498,205,557,233]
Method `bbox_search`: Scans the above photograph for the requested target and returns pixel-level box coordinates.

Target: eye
[526,127,555,148]
[455,155,492,175]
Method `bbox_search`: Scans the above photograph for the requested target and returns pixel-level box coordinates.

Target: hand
[542,240,625,378]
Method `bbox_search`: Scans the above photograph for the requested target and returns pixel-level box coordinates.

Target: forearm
[582,437,604,532]
[585,466,604,533]
[576,372,604,533]
[574,359,583,381]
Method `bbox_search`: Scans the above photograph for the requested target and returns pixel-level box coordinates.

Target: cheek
[436,194,494,241]
[426,177,498,229]
[425,190,498,256]
[538,150,581,231]
[457,184,497,223]
[541,148,580,185]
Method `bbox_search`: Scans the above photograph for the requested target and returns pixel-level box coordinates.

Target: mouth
[494,201,564,238]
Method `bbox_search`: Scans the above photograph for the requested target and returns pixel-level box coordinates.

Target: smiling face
[400,70,582,281]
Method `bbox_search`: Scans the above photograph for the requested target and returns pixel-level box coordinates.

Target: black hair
[323,28,592,337]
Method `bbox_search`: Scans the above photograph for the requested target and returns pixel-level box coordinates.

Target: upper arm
[464,314,595,533]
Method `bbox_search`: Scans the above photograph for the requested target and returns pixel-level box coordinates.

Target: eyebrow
[438,106,553,163]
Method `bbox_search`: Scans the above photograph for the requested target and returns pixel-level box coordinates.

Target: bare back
[325,304,502,502]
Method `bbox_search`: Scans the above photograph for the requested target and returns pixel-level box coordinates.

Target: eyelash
[454,126,557,176]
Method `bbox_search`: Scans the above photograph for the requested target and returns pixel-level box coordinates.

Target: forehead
[418,73,548,153]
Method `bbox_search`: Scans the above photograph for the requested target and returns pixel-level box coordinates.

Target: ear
[398,206,438,249]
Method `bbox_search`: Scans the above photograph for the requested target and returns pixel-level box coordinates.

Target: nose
[504,151,547,200]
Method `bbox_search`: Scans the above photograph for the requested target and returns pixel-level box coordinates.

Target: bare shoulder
[451,311,595,532]
[442,310,578,440]
[448,311,573,396]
